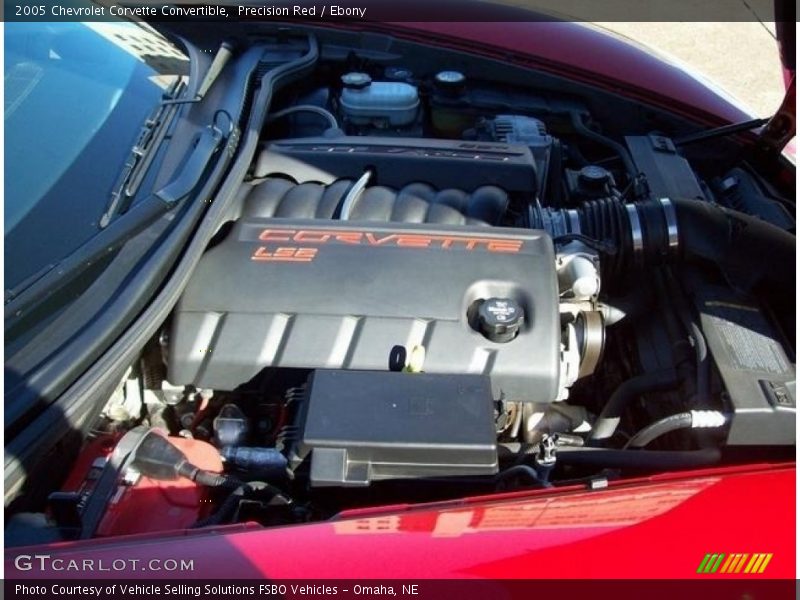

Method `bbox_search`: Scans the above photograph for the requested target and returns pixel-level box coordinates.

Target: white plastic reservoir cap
[340,76,419,127]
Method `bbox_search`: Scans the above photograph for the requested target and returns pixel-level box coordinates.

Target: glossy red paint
[57,435,222,538]
[6,464,794,579]
[328,21,752,126]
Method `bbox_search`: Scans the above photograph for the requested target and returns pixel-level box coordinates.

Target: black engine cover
[168,219,561,402]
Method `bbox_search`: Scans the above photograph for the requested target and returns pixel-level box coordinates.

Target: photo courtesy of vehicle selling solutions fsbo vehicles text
[2,0,797,598]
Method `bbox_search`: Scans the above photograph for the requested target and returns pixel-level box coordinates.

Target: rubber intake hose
[672,198,796,289]
[545,197,796,291]
[590,369,679,442]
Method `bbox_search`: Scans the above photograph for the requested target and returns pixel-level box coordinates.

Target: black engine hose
[557,447,721,469]
[193,469,241,489]
[176,463,242,489]
[624,412,693,449]
[542,196,795,291]
[193,481,292,528]
[589,368,679,442]
[577,196,632,282]
[672,197,796,290]
[685,319,710,402]
[624,410,727,449]
[569,111,640,194]
[650,271,705,403]
[660,270,711,406]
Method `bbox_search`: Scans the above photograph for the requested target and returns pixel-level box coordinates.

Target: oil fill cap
[478,297,523,343]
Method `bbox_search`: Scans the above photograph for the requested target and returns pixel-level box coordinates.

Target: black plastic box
[292,370,499,486]
[694,285,795,446]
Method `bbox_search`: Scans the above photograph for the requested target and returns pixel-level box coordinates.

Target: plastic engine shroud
[168,219,560,403]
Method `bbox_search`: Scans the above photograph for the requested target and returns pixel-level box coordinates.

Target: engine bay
[6,31,795,545]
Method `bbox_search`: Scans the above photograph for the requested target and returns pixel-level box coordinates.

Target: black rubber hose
[673,198,796,290]
[176,462,241,489]
[624,412,695,449]
[590,368,679,442]
[687,319,710,399]
[193,484,249,527]
[570,111,639,193]
[655,270,710,406]
[557,447,721,469]
[670,278,710,406]
[557,197,795,292]
[193,469,241,489]
[193,481,292,528]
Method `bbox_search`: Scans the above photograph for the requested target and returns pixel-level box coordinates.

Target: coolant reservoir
[340,72,419,127]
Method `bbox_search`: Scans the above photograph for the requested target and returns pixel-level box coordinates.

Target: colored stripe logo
[697,553,772,574]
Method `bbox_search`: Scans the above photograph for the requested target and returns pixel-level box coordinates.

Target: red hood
[4,463,795,579]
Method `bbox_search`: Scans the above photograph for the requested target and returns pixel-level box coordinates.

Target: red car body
[5,463,795,579]
[4,20,795,582]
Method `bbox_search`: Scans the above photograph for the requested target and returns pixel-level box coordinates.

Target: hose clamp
[624,203,644,258]
[566,209,582,235]
[659,197,679,253]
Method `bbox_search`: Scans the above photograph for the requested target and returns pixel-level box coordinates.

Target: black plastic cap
[579,165,611,189]
[478,298,523,343]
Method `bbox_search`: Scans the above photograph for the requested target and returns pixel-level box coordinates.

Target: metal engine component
[557,252,601,300]
[521,403,591,444]
[483,114,549,146]
[168,218,563,403]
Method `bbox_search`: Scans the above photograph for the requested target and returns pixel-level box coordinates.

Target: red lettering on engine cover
[255,228,524,253]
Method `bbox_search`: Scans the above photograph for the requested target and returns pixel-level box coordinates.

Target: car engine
[6,39,794,544]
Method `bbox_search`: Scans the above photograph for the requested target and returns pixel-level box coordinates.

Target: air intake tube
[533,197,795,290]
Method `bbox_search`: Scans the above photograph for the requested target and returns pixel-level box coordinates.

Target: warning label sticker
[703,302,791,375]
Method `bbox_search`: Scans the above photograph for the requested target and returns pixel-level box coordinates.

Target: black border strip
[2,0,796,23]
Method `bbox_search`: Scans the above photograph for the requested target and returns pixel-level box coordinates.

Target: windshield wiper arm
[5,124,226,321]
[100,79,186,228]
[100,39,238,228]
